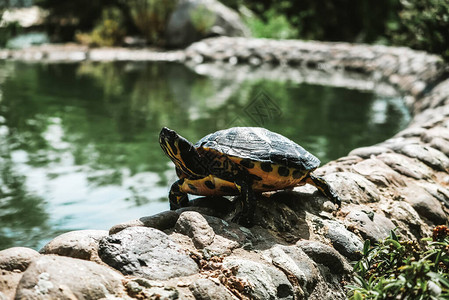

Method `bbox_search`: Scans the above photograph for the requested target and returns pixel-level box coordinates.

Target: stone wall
[1,37,448,299]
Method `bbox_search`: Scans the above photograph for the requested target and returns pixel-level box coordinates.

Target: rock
[417,79,449,112]
[421,127,449,143]
[316,158,356,176]
[171,211,252,254]
[252,193,309,240]
[201,215,253,254]
[14,255,126,299]
[319,156,364,174]
[411,106,449,128]
[0,247,40,300]
[323,220,363,261]
[420,182,449,208]
[189,196,235,217]
[377,152,432,180]
[345,210,396,242]
[402,185,447,224]
[109,210,180,234]
[175,211,215,248]
[99,227,199,280]
[428,137,449,156]
[39,230,107,263]
[393,143,449,172]
[125,278,180,299]
[381,201,423,237]
[1,269,22,300]
[352,158,405,187]
[190,278,237,300]
[176,205,232,220]
[394,126,427,138]
[223,258,294,300]
[265,245,319,297]
[136,210,180,229]
[296,240,348,274]
[0,247,40,272]
[262,265,295,300]
[166,0,250,48]
[322,172,380,204]
[348,146,392,158]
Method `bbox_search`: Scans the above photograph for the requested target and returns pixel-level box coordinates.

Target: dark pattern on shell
[205,180,215,189]
[195,127,320,171]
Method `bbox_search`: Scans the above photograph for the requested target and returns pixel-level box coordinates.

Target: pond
[0,60,409,250]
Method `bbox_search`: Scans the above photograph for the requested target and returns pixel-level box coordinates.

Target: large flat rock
[0,247,40,300]
[39,230,108,263]
[14,255,126,299]
[98,226,199,280]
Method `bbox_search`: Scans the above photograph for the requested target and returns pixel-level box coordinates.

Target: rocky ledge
[1,38,449,299]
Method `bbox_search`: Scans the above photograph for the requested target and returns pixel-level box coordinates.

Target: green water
[0,61,409,250]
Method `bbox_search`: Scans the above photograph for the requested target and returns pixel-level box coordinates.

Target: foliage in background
[34,0,176,46]
[388,0,449,60]
[0,11,22,47]
[189,4,216,35]
[228,0,448,59]
[128,0,176,45]
[243,7,298,39]
[9,0,449,58]
[347,227,449,299]
[75,7,125,47]
[223,0,400,43]
[34,0,122,42]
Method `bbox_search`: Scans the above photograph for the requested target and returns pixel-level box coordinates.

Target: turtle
[159,127,340,225]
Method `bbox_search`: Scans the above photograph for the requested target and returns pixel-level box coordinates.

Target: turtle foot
[169,194,189,210]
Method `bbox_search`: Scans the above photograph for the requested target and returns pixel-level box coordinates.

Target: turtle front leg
[306,173,341,208]
[232,181,256,227]
[169,179,189,210]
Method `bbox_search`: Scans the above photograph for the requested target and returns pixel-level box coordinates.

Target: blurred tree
[33,0,449,59]
[388,0,449,60]
[75,7,126,47]
[35,0,175,45]
[128,0,177,45]
[228,0,401,43]
[244,7,298,39]
[34,0,136,42]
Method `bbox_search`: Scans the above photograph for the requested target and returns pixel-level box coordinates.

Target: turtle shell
[195,127,320,171]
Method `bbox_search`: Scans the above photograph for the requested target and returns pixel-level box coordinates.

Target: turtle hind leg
[232,181,256,227]
[169,179,189,210]
[306,173,341,208]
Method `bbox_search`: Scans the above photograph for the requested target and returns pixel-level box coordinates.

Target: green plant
[389,0,449,60]
[75,7,125,47]
[127,0,177,45]
[347,227,449,299]
[189,4,216,34]
[231,0,400,43]
[244,8,298,40]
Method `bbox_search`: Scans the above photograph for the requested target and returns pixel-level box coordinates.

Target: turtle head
[159,127,205,177]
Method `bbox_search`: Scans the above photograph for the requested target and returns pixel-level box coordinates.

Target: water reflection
[0,60,409,250]
[0,130,53,249]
